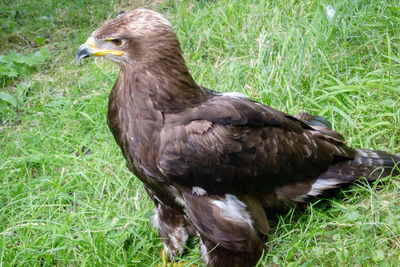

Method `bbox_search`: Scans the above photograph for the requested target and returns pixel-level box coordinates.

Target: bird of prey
[76,9,399,267]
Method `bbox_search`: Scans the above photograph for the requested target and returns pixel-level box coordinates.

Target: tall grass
[1,0,399,266]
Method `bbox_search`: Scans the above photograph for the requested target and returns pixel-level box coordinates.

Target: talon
[157,249,195,267]
[161,249,167,265]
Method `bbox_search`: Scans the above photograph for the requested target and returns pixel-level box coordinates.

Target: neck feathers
[116,58,208,113]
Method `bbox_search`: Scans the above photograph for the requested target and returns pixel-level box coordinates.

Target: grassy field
[1,0,400,266]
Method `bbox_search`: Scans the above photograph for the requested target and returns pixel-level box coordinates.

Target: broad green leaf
[0,92,19,107]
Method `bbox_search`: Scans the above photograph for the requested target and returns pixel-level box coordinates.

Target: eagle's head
[76,9,180,67]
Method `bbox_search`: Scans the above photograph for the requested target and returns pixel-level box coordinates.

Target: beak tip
[76,44,92,65]
[76,55,85,66]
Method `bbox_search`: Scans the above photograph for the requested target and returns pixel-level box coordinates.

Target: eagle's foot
[156,249,194,267]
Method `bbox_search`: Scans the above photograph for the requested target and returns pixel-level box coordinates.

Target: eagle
[76,9,399,267]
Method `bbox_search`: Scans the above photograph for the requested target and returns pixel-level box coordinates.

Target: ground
[1,0,399,266]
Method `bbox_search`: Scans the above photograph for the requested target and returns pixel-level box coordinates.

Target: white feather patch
[356,149,379,158]
[174,197,185,206]
[293,179,341,202]
[211,194,252,226]
[192,186,207,196]
[152,205,161,230]
[222,92,248,99]
[199,237,209,264]
[307,179,340,196]
[168,226,189,255]
[168,186,185,206]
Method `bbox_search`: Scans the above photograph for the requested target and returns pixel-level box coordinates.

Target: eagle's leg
[199,236,264,267]
[182,192,267,267]
[152,203,194,260]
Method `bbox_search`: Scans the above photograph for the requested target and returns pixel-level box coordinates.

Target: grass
[1,0,399,265]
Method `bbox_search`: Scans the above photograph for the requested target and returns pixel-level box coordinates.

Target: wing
[157,95,356,195]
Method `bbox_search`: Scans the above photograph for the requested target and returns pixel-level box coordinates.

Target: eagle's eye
[111,38,122,46]
[106,38,123,47]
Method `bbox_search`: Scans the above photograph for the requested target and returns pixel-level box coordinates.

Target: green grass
[1,0,400,266]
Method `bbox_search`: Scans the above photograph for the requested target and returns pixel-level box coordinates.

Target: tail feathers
[352,149,399,179]
[301,149,399,200]
[323,149,399,179]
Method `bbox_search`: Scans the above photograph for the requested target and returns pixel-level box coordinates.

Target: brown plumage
[76,9,400,267]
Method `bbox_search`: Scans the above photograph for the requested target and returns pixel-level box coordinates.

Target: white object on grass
[325,5,336,23]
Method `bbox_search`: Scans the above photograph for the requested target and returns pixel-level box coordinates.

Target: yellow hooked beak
[76,37,124,64]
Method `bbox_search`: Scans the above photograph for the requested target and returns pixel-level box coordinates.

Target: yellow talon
[156,249,195,267]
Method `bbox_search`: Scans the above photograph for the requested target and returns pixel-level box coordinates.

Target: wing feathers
[185,120,212,134]
[158,96,357,195]
[157,95,396,198]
